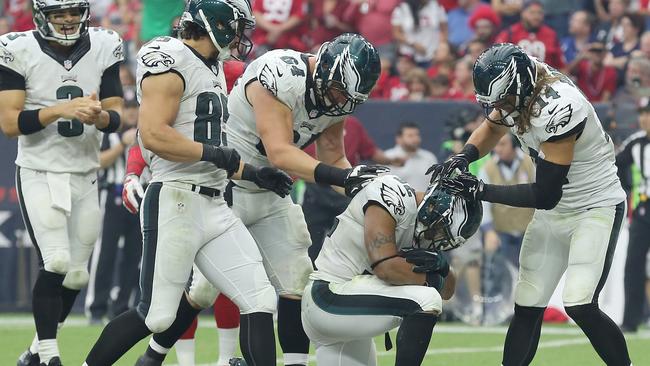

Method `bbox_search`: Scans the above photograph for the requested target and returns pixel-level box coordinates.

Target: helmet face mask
[182,0,255,61]
[414,181,483,251]
[473,43,537,127]
[33,0,90,46]
[313,34,380,117]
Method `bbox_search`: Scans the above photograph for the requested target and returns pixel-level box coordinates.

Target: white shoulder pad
[362,175,413,222]
[137,36,185,76]
[89,27,124,69]
[530,81,588,142]
[255,49,306,109]
[0,31,32,76]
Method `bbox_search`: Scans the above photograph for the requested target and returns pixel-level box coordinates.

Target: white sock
[148,338,170,355]
[175,339,195,366]
[217,327,239,365]
[38,339,59,364]
[284,353,309,365]
[29,334,39,354]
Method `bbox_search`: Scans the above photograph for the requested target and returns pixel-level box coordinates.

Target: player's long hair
[179,22,208,41]
[517,64,561,135]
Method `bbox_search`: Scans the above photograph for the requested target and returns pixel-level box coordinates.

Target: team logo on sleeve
[380,183,405,215]
[113,42,124,59]
[141,50,175,68]
[545,104,573,134]
[0,47,14,63]
[259,64,278,96]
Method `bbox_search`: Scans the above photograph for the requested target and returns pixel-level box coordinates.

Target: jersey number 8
[193,91,228,146]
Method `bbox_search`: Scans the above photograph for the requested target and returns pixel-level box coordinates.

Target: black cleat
[39,356,62,366]
[229,358,248,366]
[134,354,162,366]
[17,349,40,366]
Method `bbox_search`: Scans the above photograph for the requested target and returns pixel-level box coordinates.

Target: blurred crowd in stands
[3,0,650,107]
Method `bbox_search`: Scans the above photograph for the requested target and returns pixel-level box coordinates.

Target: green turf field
[1,314,648,365]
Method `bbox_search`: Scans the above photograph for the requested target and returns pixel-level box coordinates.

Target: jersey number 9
[56,86,84,137]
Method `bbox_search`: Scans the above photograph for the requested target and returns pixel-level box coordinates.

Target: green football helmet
[313,33,381,117]
[180,0,255,61]
[473,43,537,126]
[414,180,483,251]
[33,0,90,46]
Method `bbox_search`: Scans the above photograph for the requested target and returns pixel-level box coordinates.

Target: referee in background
[85,97,142,324]
[617,104,650,333]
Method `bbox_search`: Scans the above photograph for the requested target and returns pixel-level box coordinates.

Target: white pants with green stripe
[301,275,442,366]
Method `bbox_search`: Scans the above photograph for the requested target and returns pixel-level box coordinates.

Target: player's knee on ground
[43,249,70,274]
[62,268,89,290]
[188,280,219,309]
[240,283,277,315]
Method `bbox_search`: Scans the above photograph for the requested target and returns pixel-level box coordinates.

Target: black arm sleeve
[0,65,26,91]
[615,137,637,193]
[99,62,123,99]
[480,158,571,210]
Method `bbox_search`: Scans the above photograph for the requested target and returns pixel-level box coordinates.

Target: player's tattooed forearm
[369,231,395,249]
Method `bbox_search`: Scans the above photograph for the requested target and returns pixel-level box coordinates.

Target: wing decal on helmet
[380,182,405,216]
[479,57,517,105]
[332,46,367,102]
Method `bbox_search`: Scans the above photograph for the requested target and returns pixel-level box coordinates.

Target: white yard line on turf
[166,333,650,366]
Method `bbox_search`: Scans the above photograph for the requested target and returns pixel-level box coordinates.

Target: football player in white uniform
[0,1,124,365]
[82,1,292,366]
[140,33,383,366]
[436,43,632,365]
[302,175,477,366]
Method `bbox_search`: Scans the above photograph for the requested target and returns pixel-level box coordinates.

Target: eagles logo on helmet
[473,43,537,126]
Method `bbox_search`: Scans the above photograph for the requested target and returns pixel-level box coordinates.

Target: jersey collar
[184,43,220,76]
[34,31,91,71]
[301,53,320,119]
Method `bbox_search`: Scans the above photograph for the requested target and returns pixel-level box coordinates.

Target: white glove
[122,174,144,214]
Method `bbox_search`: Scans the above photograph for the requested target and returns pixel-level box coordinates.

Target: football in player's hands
[344,164,390,198]
[122,174,144,214]
[251,166,293,198]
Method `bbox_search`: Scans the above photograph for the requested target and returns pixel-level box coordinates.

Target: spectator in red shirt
[343,0,401,62]
[495,0,565,70]
[5,0,33,32]
[570,41,618,102]
[444,57,476,100]
[402,67,432,101]
[308,0,353,50]
[427,41,456,80]
[383,54,416,100]
[430,74,451,99]
[252,0,307,55]
[301,116,404,261]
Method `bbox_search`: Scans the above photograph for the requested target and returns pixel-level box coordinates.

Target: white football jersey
[227,49,342,190]
[507,62,626,212]
[0,28,123,173]
[136,37,229,190]
[313,175,418,283]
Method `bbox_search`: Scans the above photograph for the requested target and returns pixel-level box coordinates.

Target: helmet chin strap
[46,21,82,46]
[199,9,231,61]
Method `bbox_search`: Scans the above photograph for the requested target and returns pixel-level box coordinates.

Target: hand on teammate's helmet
[440,172,484,201]
[344,164,390,198]
[250,166,293,198]
[426,153,471,184]
[122,174,144,214]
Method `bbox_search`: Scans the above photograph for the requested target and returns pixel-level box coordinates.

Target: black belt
[191,184,221,197]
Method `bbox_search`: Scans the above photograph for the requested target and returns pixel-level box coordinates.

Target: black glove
[201,145,241,177]
[440,172,484,201]
[242,164,293,197]
[401,248,449,291]
[426,144,479,183]
[343,164,390,198]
